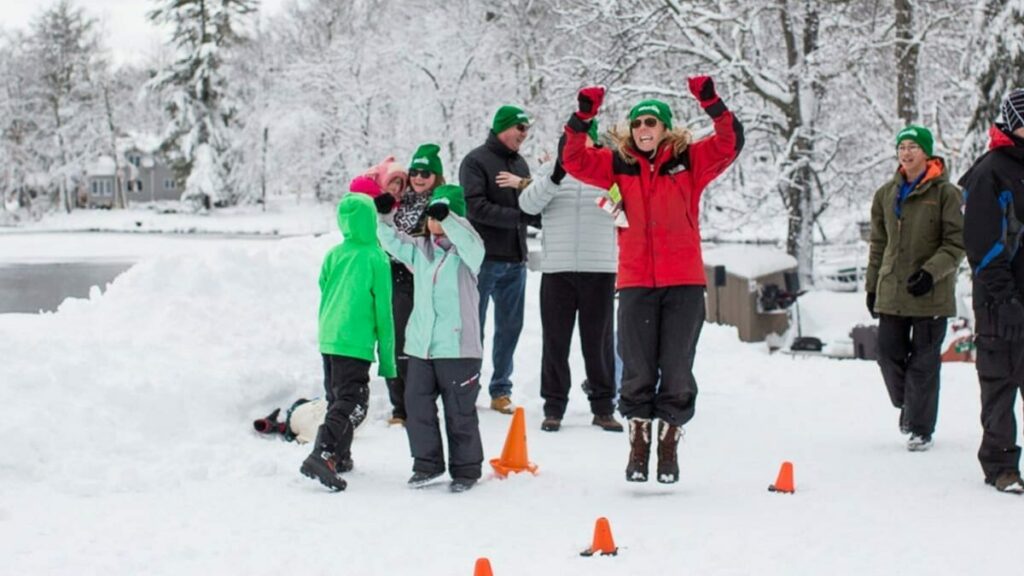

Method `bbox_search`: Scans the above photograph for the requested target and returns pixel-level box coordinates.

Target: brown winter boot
[656,420,682,484]
[625,418,652,482]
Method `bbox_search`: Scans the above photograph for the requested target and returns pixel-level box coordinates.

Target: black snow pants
[617,286,705,427]
[974,305,1024,482]
[876,314,946,437]
[314,354,371,459]
[540,272,617,419]
[404,357,484,480]
[385,263,414,419]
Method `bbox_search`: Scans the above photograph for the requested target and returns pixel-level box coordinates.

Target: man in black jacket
[459,105,538,414]
[962,88,1024,494]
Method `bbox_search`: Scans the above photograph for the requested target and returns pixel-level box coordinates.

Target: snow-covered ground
[0,232,1016,575]
[0,196,336,237]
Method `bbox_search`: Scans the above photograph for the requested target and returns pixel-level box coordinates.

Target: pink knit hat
[348,175,382,198]
[365,156,408,193]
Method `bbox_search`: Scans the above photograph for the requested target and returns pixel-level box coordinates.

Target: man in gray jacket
[517,126,622,432]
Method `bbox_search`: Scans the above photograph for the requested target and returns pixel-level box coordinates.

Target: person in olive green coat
[865,125,965,452]
[300,192,396,492]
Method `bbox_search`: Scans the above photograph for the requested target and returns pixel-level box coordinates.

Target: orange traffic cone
[768,461,795,493]
[490,406,539,478]
[473,558,493,576]
[580,517,618,557]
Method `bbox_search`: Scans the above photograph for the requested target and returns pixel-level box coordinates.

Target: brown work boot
[656,420,682,484]
[490,396,514,414]
[540,417,561,432]
[992,470,1024,493]
[625,418,652,482]
[592,414,624,432]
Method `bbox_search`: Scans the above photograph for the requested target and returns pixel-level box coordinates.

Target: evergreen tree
[148,0,258,208]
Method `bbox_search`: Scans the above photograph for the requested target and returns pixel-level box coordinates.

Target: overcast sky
[1,0,286,67]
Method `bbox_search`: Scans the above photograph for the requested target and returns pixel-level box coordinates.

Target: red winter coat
[562,102,743,289]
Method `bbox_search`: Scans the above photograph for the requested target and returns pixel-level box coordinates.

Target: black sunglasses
[409,169,433,178]
[630,117,660,129]
[516,123,530,132]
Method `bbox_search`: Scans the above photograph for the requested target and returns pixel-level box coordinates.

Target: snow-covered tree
[148,0,258,208]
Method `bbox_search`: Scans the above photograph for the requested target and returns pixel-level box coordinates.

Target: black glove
[425,201,449,222]
[550,160,566,185]
[906,269,933,297]
[997,298,1024,341]
[866,292,878,319]
[374,193,397,214]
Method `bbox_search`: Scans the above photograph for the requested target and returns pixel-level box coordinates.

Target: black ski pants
[974,305,1024,482]
[540,272,616,419]
[617,286,705,426]
[315,354,370,459]
[385,263,414,419]
[405,357,484,480]
[877,314,946,437]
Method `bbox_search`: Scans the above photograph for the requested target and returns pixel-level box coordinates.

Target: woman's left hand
[496,171,523,189]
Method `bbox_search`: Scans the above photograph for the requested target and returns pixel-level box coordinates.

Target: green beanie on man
[895,125,934,157]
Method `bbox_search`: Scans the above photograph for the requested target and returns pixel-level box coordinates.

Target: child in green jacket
[301,193,396,492]
[377,184,486,492]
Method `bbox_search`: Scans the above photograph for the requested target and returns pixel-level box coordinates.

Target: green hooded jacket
[318,193,396,378]
[866,158,965,317]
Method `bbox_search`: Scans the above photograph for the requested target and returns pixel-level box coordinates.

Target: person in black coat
[459,105,540,414]
[962,88,1024,494]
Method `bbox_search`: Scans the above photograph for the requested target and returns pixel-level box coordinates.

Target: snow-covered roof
[702,244,797,278]
[88,156,117,177]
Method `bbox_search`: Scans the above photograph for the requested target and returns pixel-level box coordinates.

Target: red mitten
[576,86,606,121]
[687,76,719,107]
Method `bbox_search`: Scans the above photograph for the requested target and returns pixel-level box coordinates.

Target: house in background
[85,134,180,208]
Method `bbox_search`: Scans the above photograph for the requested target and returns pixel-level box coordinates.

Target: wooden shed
[703,245,799,343]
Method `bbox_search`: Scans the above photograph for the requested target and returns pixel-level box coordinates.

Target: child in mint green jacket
[300,192,396,492]
[377,184,486,493]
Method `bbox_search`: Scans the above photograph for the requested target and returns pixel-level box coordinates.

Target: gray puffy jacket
[518,164,617,274]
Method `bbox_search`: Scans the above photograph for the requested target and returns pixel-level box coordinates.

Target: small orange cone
[473,558,493,576]
[490,407,539,477]
[580,517,618,557]
[768,461,795,493]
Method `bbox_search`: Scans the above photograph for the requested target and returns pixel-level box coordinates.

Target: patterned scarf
[394,188,430,236]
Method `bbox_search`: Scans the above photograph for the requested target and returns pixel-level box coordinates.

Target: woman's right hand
[576,86,605,121]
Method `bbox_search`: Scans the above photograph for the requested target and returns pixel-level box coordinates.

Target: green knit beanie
[429,184,467,218]
[895,125,934,157]
[409,143,443,176]
[492,105,531,134]
[629,99,673,130]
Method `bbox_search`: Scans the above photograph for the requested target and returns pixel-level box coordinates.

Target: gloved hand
[687,75,719,107]
[996,298,1024,341]
[906,269,933,297]
[550,160,567,185]
[866,292,878,319]
[374,193,397,214]
[576,86,605,121]
[425,201,449,222]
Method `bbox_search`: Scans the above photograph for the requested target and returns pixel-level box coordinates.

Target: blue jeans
[477,260,526,399]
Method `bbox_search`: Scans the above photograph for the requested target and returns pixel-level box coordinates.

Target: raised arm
[561,86,615,191]
[685,76,745,194]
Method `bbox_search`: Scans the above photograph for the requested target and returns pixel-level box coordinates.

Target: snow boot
[300,450,348,492]
[991,470,1024,494]
[541,417,562,432]
[625,418,652,482]
[449,477,477,493]
[407,470,445,488]
[656,420,682,484]
[907,433,932,452]
[592,414,624,432]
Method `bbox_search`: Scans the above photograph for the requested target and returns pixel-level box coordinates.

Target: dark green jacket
[318,193,396,378]
[866,158,965,317]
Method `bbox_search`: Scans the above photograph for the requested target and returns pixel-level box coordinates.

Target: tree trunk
[894,0,919,125]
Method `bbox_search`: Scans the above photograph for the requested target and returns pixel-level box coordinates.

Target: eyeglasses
[897,143,921,152]
[516,124,530,132]
[409,169,433,179]
[630,117,660,129]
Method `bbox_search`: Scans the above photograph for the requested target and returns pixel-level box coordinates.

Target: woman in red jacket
[561,77,743,484]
